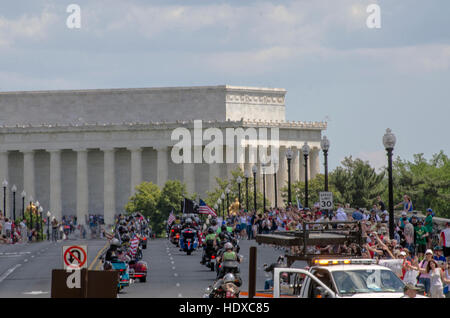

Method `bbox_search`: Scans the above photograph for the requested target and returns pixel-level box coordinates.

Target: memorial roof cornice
[0,119,327,133]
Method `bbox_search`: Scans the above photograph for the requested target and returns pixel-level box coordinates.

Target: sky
[1,0,449,171]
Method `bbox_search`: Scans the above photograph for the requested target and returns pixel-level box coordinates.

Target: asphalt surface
[0,235,304,298]
[0,238,106,298]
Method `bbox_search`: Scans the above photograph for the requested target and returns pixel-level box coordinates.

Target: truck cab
[273,258,427,298]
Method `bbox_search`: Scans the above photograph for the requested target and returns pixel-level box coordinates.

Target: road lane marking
[0,264,22,283]
[23,291,48,295]
[176,283,180,287]
[174,273,178,277]
[89,242,109,270]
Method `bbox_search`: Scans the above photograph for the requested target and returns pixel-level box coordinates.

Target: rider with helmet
[105,238,121,261]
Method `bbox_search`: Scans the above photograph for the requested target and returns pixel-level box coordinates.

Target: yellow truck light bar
[313,259,375,266]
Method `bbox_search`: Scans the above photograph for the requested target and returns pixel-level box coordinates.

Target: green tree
[125,182,161,233]
[281,174,343,209]
[329,157,385,208]
[389,151,450,217]
[205,168,267,214]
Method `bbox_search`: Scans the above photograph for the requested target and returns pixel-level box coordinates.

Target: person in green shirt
[416,221,428,260]
[424,209,433,249]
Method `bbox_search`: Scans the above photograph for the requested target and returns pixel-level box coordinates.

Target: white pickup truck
[272,258,427,298]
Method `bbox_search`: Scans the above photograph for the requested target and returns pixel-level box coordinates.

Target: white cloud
[0,8,57,48]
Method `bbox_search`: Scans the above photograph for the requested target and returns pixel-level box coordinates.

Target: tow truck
[256,221,427,298]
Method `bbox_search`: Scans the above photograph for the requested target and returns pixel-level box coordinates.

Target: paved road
[0,238,106,298]
[0,237,303,298]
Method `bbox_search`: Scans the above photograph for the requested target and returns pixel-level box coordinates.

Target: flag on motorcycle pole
[199,199,217,217]
[128,235,140,257]
[167,210,176,226]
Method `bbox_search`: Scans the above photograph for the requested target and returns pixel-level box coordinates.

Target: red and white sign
[63,245,87,269]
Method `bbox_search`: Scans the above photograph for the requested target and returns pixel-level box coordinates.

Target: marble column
[48,150,62,221]
[129,147,142,195]
[0,151,8,217]
[22,150,35,202]
[76,148,88,225]
[277,146,287,207]
[292,147,300,183]
[310,147,320,180]
[156,146,168,188]
[299,149,305,182]
[183,146,195,194]
[102,148,116,226]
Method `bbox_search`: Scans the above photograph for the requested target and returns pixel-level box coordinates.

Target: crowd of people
[206,193,450,298]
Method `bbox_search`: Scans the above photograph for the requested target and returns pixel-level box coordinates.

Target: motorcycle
[202,240,216,271]
[169,225,182,246]
[179,228,198,255]
[206,275,240,298]
[128,259,148,283]
[109,258,131,291]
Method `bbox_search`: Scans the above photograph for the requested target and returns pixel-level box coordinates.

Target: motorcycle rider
[105,238,121,261]
[217,242,240,263]
[201,228,217,265]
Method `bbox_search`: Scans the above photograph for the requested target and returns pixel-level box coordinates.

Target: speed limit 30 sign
[319,192,334,210]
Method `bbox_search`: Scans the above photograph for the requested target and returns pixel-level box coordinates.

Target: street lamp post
[321,136,330,192]
[35,201,40,233]
[221,193,225,218]
[11,185,17,222]
[252,165,257,212]
[225,187,230,215]
[262,165,266,212]
[302,142,310,209]
[21,190,26,220]
[47,211,51,241]
[29,196,34,230]
[383,128,396,240]
[236,176,242,211]
[286,148,293,206]
[38,206,43,241]
[244,171,250,211]
[2,179,7,217]
[217,198,221,220]
[274,160,278,209]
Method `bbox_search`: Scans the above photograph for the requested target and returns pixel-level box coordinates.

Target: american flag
[167,210,176,226]
[128,235,140,257]
[199,199,217,217]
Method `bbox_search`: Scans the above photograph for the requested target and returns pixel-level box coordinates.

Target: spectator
[4,218,12,240]
[403,218,415,256]
[377,195,386,212]
[440,222,450,258]
[351,207,364,221]
[335,206,347,221]
[414,259,450,298]
[415,221,428,259]
[395,194,413,212]
[417,249,434,295]
[424,208,433,249]
[401,283,421,298]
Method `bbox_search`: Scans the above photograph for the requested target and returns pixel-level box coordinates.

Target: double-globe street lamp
[21,190,26,220]
[302,142,310,209]
[321,136,330,192]
[28,196,34,230]
[11,185,17,222]
[225,187,230,214]
[252,165,257,212]
[217,198,222,220]
[236,176,242,211]
[244,170,250,211]
[47,211,51,241]
[383,128,396,240]
[262,164,267,212]
[221,193,225,218]
[38,206,43,240]
[2,179,7,217]
[273,159,278,209]
[286,148,294,206]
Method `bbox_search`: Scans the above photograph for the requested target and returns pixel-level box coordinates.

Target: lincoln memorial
[0,85,326,225]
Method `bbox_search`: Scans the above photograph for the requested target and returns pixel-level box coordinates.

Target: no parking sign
[63,245,88,269]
